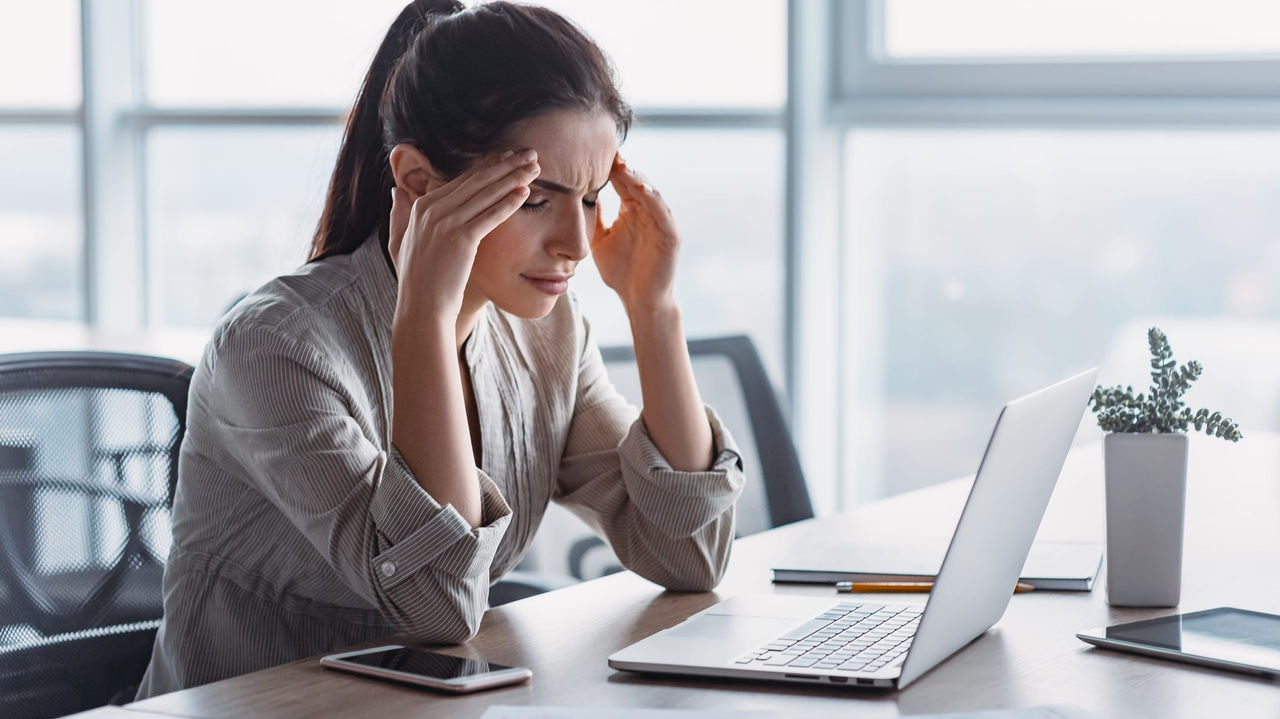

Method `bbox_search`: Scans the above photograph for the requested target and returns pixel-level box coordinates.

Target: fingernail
[521,150,537,162]
[502,150,515,159]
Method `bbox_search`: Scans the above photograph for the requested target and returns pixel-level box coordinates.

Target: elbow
[377,583,487,645]
[625,523,734,593]
[396,602,485,645]
[662,551,729,593]
[411,614,482,645]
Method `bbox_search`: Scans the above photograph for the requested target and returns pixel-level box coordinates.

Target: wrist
[627,299,682,337]
[623,294,680,323]
[392,310,455,354]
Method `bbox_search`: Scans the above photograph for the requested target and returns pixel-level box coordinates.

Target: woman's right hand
[388,149,540,322]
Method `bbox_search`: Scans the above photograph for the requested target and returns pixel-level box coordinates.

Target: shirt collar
[351,232,398,330]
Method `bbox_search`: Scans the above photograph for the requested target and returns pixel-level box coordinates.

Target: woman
[137,0,744,697]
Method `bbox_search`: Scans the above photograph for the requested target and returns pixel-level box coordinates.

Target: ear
[389,144,443,198]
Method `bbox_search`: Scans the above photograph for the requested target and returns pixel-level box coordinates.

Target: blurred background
[5,0,1280,511]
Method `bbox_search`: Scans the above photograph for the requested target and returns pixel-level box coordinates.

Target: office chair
[0,352,192,719]
[497,334,813,602]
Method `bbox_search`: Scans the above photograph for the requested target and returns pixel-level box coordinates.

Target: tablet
[1077,607,1280,676]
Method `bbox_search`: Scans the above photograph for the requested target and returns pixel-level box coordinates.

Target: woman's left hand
[591,153,681,312]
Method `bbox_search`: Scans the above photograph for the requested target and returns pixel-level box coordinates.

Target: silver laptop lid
[896,368,1098,688]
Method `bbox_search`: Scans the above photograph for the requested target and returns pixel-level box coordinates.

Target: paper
[480,705,1097,719]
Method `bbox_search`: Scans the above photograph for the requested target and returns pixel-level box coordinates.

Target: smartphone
[320,644,532,693]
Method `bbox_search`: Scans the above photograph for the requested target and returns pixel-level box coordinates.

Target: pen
[835,581,1035,594]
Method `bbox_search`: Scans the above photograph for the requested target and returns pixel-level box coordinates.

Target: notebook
[772,541,1102,591]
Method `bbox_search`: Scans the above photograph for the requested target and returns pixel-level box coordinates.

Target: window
[146,127,342,327]
[535,0,786,109]
[143,0,407,107]
[0,1,79,108]
[883,0,1280,59]
[838,129,1280,501]
[836,0,1280,123]
[0,1,81,322]
[0,128,82,321]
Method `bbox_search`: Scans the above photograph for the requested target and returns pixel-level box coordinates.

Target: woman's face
[464,109,619,319]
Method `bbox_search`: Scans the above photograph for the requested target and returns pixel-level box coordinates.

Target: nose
[549,205,591,262]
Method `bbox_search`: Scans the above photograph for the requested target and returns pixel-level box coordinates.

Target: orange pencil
[835,581,1035,594]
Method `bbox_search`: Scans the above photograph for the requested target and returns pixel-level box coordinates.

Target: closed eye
[521,198,598,213]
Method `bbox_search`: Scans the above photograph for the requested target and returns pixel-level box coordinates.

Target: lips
[521,273,573,296]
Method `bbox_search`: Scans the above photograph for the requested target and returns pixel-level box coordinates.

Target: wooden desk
[127,434,1280,718]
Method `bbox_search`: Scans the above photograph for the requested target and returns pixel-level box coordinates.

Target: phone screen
[339,647,516,680]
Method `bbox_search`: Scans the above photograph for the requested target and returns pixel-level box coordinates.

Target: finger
[417,149,528,220]
[593,201,606,238]
[610,160,671,220]
[442,148,539,210]
[453,161,540,227]
[390,185,413,238]
[610,154,643,197]
[388,185,413,265]
[462,184,530,240]
[610,159,656,206]
[432,149,521,195]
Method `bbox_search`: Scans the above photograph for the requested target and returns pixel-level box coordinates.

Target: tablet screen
[1104,607,1280,672]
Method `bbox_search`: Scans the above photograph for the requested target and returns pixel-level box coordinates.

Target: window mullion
[787,0,844,512]
[81,0,145,329]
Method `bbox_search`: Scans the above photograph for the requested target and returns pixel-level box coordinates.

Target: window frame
[833,0,1280,126]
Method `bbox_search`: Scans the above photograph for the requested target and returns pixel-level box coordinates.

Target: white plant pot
[1103,432,1188,607]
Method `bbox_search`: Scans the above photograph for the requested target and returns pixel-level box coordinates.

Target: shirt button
[380,561,397,577]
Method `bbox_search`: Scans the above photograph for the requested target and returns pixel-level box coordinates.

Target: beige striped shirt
[136,235,744,698]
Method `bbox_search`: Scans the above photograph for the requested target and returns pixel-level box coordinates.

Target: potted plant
[1088,327,1241,607]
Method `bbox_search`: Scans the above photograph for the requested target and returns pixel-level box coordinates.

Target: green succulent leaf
[1088,326,1242,443]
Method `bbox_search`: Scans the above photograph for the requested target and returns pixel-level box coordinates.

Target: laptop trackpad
[666,613,796,640]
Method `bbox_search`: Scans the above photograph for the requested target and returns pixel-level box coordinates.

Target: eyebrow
[531,178,611,195]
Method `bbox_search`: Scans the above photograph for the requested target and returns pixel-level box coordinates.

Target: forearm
[390,315,482,527]
[628,301,714,472]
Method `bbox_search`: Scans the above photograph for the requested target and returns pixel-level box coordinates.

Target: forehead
[503,110,618,191]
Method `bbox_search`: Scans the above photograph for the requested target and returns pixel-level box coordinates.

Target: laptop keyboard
[734,602,921,673]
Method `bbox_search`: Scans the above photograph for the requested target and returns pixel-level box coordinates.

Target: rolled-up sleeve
[554,324,745,592]
[207,324,511,644]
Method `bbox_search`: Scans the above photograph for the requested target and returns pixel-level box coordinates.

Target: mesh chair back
[517,335,813,586]
[600,335,813,535]
[0,351,192,718]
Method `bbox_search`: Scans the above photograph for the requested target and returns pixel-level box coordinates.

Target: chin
[493,295,560,320]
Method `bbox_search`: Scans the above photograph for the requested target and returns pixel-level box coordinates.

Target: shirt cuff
[618,406,745,538]
[368,448,512,589]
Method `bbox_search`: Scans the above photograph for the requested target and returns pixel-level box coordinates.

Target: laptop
[609,368,1099,690]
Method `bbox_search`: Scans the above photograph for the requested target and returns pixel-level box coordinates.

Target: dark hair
[310,0,633,261]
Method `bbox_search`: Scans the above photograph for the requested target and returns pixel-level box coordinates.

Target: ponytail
[310,0,633,263]
[310,0,462,261]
